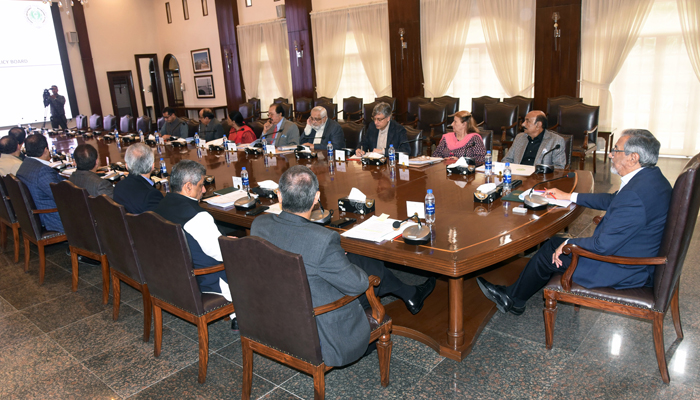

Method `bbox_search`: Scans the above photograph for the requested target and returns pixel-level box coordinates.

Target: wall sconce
[180,82,186,92]
[399,28,407,60]
[294,40,303,67]
[552,12,561,51]
[224,49,232,73]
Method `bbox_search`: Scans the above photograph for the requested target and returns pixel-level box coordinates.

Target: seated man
[154,160,236,327]
[8,127,26,160]
[251,165,436,366]
[0,136,23,176]
[355,102,410,157]
[69,144,114,198]
[16,134,64,232]
[259,103,299,147]
[199,108,225,142]
[478,129,672,315]
[300,106,345,151]
[502,110,566,169]
[113,143,163,213]
[160,106,188,140]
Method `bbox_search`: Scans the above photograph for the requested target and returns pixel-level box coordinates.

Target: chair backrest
[239,102,255,121]
[503,96,534,121]
[374,96,396,114]
[319,102,337,121]
[340,121,364,149]
[314,96,333,106]
[483,102,519,140]
[558,133,574,169]
[417,102,446,137]
[653,157,700,312]
[4,175,43,240]
[471,96,500,124]
[157,117,166,132]
[184,118,199,137]
[0,178,17,224]
[103,115,117,131]
[75,114,88,130]
[557,103,599,146]
[119,115,134,133]
[546,95,582,127]
[248,121,265,139]
[295,97,313,115]
[406,96,430,124]
[248,97,261,119]
[278,103,293,120]
[363,101,377,131]
[477,129,493,154]
[273,97,289,105]
[136,115,151,132]
[404,126,423,157]
[433,96,459,125]
[342,97,363,122]
[219,236,323,365]
[50,181,102,254]
[90,114,103,131]
[88,195,147,284]
[126,211,206,315]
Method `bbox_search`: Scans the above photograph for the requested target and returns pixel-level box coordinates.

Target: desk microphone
[524,172,576,210]
[399,137,423,146]
[253,130,276,148]
[234,187,257,209]
[393,213,431,245]
[535,144,561,174]
[310,201,332,225]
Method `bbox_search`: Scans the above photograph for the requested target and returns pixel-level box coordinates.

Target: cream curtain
[236,24,262,99]
[261,20,293,100]
[677,0,700,82]
[310,9,348,99]
[348,3,392,97]
[580,0,654,130]
[420,0,472,98]
[477,0,535,97]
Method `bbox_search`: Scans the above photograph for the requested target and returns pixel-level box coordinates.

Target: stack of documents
[341,215,417,243]
[204,190,255,208]
[410,156,442,166]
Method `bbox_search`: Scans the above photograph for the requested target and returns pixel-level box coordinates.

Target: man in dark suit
[260,103,300,147]
[16,134,64,232]
[113,143,163,213]
[300,106,345,151]
[8,127,26,160]
[69,144,114,198]
[0,136,23,176]
[198,109,225,142]
[477,129,672,315]
[251,165,436,367]
[355,102,410,157]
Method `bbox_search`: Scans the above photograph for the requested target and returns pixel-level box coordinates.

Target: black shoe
[476,277,525,316]
[231,318,239,332]
[405,277,437,315]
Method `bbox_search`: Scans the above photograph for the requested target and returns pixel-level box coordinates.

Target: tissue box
[338,197,375,215]
[473,184,503,203]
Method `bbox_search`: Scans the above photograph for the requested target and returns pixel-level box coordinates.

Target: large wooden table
[51,133,593,361]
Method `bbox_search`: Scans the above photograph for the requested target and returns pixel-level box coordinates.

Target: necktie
[272,125,278,144]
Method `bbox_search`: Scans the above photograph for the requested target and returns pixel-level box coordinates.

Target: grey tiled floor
[1,155,699,399]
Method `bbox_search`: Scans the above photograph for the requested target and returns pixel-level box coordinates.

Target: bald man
[502,110,566,169]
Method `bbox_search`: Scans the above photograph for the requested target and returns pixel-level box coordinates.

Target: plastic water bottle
[261,136,267,149]
[241,167,249,190]
[222,135,228,149]
[503,162,512,194]
[327,141,334,160]
[154,131,160,144]
[485,150,493,176]
[425,189,435,224]
[51,146,57,157]
[114,128,119,141]
[160,158,167,176]
[139,130,144,142]
[67,146,74,164]
[194,132,200,146]
[388,144,395,166]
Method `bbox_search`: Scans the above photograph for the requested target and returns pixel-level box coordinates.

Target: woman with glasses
[432,111,486,164]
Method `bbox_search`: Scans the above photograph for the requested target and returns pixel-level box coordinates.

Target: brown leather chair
[402,96,430,125]
[374,96,396,114]
[248,121,264,139]
[404,126,423,157]
[248,97,261,120]
[558,133,574,170]
[218,236,392,400]
[126,211,234,384]
[278,103,293,121]
[556,103,599,173]
[294,97,313,121]
[88,195,151,342]
[273,97,288,105]
[544,156,700,383]
[483,103,519,161]
[362,101,378,131]
[417,102,446,154]
[546,95,582,128]
[478,129,493,154]
[340,121,364,150]
[238,102,255,122]
[318,102,338,121]
[314,96,333,106]
[50,181,110,303]
[0,178,20,263]
[471,96,500,125]
[503,96,534,127]
[341,97,363,122]
[3,175,67,285]
[434,96,459,126]
[183,118,199,138]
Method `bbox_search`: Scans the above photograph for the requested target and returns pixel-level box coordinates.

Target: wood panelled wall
[285,0,315,101]
[388,0,423,116]
[71,2,102,115]
[215,0,245,108]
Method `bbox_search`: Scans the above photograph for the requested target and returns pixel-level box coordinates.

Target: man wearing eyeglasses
[261,103,300,147]
[355,102,410,157]
[300,106,345,151]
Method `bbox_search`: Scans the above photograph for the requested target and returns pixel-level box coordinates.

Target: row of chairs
[75,114,151,133]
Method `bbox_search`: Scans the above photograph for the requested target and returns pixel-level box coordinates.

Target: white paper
[336,162,346,172]
[518,189,573,207]
[232,176,242,190]
[258,180,279,190]
[204,190,254,208]
[399,153,409,166]
[406,201,426,219]
[341,215,412,243]
[399,169,409,181]
[197,139,207,148]
[265,144,276,154]
[208,138,225,147]
[409,156,443,166]
[264,203,283,214]
[348,188,366,202]
[335,151,346,161]
[364,152,383,159]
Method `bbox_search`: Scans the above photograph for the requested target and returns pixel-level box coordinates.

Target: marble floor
[0,155,698,399]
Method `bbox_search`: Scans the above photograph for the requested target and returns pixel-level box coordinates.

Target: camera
[43,88,51,107]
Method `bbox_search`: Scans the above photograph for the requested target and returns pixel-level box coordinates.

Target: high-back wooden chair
[341,97,363,122]
[556,103,599,173]
[471,96,500,125]
[546,95,582,128]
[483,102,519,161]
[0,177,20,263]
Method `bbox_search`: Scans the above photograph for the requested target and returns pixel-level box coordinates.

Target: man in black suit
[300,106,345,151]
[8,127,26,160]
[355,102,410,157]
[113,143,163,213]
[69,144,114,198]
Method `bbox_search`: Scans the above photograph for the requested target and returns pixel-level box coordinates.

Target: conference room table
[49,132,593,361]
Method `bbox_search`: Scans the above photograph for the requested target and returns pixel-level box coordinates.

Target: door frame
[106,70,139,120]
[134,54,165,120]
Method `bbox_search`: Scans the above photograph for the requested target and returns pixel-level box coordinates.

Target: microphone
[524,172,576,210]
[392,213,422,229]
[400,137,423,146]
[393,213,430,245]
[310,200,333,224]
[535,144,561,174]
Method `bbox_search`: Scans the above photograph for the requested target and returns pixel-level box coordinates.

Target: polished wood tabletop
[49,133,593,361]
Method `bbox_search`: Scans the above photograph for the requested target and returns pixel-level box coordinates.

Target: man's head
[170,160,207,200]
[278,165,319,214]
[268,104,285,125]
[610,129,660,176]
[50,85,58,95]
[522,110,547,138]
[198,108,213,120]
[8,127,26,145]
[163,107,177,123]
[24,134,49,159]
[124,143,154,175]
[0,136,19,156]
[200,110,215,126]
[308,106,328,130]
[73,144,98,171]
[372,102,393,131]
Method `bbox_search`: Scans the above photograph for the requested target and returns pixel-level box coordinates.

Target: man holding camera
[45,85,67,130]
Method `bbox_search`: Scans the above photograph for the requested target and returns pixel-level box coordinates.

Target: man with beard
[300,106,345,151]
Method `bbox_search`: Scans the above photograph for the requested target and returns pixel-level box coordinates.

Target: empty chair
[3,175,67,285]
[119,115,134,133]
[136,115,151,132]
[273,97,289,105]
[0,178,20,263]
[374,96,396,114]
[157,117,165,132]
[556,103,599,173]
[404,126,423,157]
[294,97,313,121]
[471,96,500,125]
[127,211,234,384]
[88,195,151,342]
[239,102,255,122]
[340,121,364,150]
[318,102,338,121]
[417,102,446,154]
[433,96,459,125]
[483,103,519,161]
[89,114,103,131]
[402,96,430,125]
[103,114,117,131]
[546,95,582,128]
[248,97,261,119]
[341,97,363,122]
[314,96,333,106]
[75,114,88,130]
[50,181,110,303]
[219,236,392,400]
[503,96,534,126]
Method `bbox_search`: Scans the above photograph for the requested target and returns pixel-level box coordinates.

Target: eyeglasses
[309,117,324,122]
[610,148,626,155]
[372,116,388,123]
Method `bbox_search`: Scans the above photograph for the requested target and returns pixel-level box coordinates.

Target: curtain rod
[237,18,286,28]
[309,1,387,16]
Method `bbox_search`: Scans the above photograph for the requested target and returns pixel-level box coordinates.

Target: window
[257,43,287,113]
[333,32,376,106]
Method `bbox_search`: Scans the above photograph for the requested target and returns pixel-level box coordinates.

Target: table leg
[448,277,465,348]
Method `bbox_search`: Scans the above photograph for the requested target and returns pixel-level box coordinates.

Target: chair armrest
[593,215,602,225]
[33,208,58,214]
[559,244,666,291]
[476,121,485,127]
[193,263,225,276]
[550,122,560,130]
[582,125,598,148]
[313,275,383,321]
[429,119,446,128]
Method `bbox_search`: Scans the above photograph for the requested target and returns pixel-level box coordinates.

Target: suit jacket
[571,166,672,289]
[113,174,164,214]
[69,170,114,198]
[0,154,22,176]
[161,117,188,138]
[263,119,300,147]
[200,118,225,142]
[502,130,567,169]
[251,212,370,367]
[16,157,64,232]
[357,120,410,156]
[300,118,346,151]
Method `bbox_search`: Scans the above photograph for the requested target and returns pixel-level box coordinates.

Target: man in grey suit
[69,144,114,198]
[502,110,567,169]
[261,103,300,147]
[251,165,436,367]
[300,106,345,151]
[198,109,225,142]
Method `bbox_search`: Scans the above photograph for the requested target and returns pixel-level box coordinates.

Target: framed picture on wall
[195,75,215,99]
[191,48,212,73]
